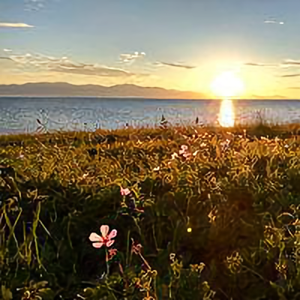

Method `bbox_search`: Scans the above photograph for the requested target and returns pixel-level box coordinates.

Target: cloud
[281,74,300,78]
[244,59,300,69]
[287,87,300,89]
[244,62,277,67]
[281,59,300,67]
[7,52,136,77]
[24,0,45,12]
[119,51,146,63]
[3,48,12,52]
[0,22,34,28]
[264,20,284,25]
[155,61,196,69]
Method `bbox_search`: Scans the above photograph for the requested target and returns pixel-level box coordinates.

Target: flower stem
[139,253,151,270]
[105,248,110,276]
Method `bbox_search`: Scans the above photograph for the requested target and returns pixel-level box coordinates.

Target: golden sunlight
[218,99,235,127]
[210,71,244,98]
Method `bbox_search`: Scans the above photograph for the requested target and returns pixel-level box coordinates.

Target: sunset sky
[1,0,300,99]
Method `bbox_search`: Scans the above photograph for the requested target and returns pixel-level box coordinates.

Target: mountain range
[0,82,206,99]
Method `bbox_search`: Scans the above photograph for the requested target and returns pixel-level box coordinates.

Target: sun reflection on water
[218,99,235,127]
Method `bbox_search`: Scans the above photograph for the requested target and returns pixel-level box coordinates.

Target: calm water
[1,97,300,134]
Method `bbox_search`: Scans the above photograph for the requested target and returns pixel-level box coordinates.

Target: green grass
[1,122,300,299]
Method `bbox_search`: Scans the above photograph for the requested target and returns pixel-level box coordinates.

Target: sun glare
[218,99,235,127]
[210,71,244,98]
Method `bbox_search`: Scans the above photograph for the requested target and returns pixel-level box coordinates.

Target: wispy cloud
[281,74,300,78]
[0,22,34,28]
[24,0,45,12]
[155,61,197,69]
[244,59,300,69]
[281,60,300,67]
[119,51,146,63]
[7,51,136,77]
[244,62,277,67]
[3,48,12,52]
[264,20,285,25]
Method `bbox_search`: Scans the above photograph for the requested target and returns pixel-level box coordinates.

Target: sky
[1,0,300,99]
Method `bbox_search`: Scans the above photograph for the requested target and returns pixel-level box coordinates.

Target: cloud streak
[281,60,300,67]
[155,61,196,69]
[264,20,284,25]
[281,74,300,78]
[244,62,277,67]
[0,22,34,28]
[7,52,137,77]
[244,59,300,69]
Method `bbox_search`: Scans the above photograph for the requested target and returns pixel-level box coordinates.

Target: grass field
[1,122,300,299]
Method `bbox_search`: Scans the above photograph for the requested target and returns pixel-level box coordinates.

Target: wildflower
[275,262,287,278]
[153,166,160,171]
[169,253,176,262]
[208,208,218,223]
[89,225,117,248]
[183,152,191,159]
[179,145,188,154]
[131,238,142,255]
[190,262,205,273]
[200,142,206,147]
[171,152,178,159]
[18,153,25,159]
[108,248,118,260]
[120,187,131,196]
[226,251,243,273]
[193,150,199,156]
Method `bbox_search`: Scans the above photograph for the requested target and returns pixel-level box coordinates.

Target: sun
[210,71,245,98]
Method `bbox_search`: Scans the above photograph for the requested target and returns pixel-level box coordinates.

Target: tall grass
[1,121,300,299]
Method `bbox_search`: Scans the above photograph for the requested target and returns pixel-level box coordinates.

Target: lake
[1,97,300,134]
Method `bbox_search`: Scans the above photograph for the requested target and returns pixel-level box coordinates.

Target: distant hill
[0,82,206,99]
[251,94,287,100]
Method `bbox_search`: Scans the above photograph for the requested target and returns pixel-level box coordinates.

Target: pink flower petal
[121,188,130,196]
[121,187,131,196]
[108,229,117,239]
[106,240,115,247]
[89,232,101,242]
[92,242,103,248]
[100,225,109,238]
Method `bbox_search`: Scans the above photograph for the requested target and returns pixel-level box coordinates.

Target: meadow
[1,121,300,299]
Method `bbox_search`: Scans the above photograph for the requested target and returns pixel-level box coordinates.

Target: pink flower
[108,248,118,260]
[179,145,188,154]
[131,238,142,255]
[183,152,191,159]
[89,225,117,248]
[120,187,131,196]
